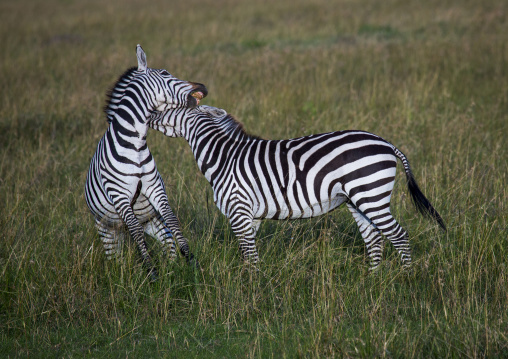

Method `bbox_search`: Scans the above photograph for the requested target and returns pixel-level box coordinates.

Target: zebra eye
[160,70,170,76]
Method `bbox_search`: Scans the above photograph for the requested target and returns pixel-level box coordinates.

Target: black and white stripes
[149,105,445,269]
[84,45,206,279]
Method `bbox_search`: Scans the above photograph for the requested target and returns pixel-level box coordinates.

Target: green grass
[1,0,507,357]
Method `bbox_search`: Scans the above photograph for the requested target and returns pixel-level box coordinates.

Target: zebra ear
[136,44,147,72]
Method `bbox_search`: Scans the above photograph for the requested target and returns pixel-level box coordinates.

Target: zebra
[148,105,446,269]
[84,45,207,280]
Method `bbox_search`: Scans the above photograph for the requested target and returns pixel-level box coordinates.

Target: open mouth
[188,82,208,107]
[191,91,204,105]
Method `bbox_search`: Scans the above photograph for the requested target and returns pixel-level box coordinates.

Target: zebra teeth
[191,91,204,100]
[191,91,204,106]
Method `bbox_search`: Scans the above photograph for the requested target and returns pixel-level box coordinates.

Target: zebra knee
[391,233,411,266]
[368,252,383,270]
[378,222,412,268]
[131,231,153,264]
[364,234,383,268]
[367,245,383,270]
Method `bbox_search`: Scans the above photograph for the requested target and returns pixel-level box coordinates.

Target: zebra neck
[186,124,258,185]
[111,96,152,140]
[110,114,149,152]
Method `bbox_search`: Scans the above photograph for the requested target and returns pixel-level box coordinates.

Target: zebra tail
[393,148,447,231]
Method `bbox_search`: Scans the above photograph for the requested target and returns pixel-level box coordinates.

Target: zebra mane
[212,112,260,141]
[104,67,138,123]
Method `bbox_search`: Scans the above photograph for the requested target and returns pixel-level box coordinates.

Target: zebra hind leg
[114,202,158,281]
[96,220,125,260]
[144,216,177,259]
[146,173,197,267]
[368,210,411,268]
[346,203,385,270]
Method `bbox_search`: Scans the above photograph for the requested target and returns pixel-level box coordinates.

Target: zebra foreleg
[346,203,385,270]
[144,215,177,259]
[230,214,261,263]
[143,176,196,265]
[157,201,196,265]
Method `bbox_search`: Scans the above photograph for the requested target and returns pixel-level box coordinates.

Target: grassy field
[1,0,507,357]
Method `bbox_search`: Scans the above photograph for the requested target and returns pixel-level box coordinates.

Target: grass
[1,0,507,357]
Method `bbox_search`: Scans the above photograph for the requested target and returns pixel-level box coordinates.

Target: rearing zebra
[149,105,446,269]
[85,45,207,279]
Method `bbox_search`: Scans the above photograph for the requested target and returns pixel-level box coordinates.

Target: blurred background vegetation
[1,0,507,357]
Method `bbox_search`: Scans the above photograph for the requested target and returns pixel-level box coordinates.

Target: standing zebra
[85,45,207,279]
[149,105,446,269]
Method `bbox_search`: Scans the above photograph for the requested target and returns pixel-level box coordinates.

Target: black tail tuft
[393,147,446,231]
[406,172,447,231]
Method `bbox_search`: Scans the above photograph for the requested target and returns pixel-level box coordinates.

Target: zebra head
[104,46,207,124]
[148,105,236,139]
[134,45,207,112]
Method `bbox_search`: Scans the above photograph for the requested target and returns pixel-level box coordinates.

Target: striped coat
[85,45,206,279]
[149,105,445,269]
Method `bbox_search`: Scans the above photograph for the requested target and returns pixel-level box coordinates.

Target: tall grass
[1,0,507,357]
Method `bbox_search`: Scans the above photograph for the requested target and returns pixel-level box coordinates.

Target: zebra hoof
[148,268,159,282]
[242,260,260,273]
[187,254,200,270]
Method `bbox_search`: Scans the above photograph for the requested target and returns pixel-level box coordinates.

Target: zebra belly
[254,172,348,219]
[289,194,347,219]
[258,194,348,220]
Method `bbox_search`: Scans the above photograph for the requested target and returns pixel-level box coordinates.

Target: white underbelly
[289,195,347,219]
[257,194,347,220]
